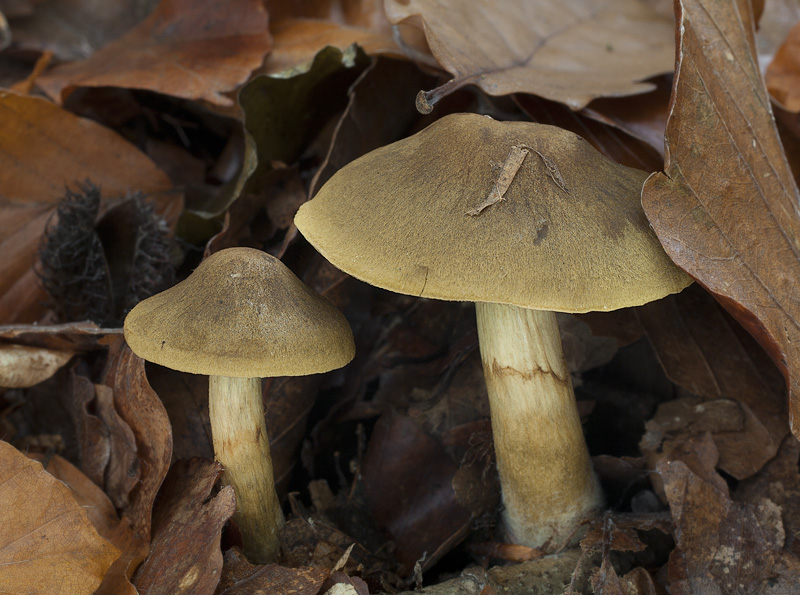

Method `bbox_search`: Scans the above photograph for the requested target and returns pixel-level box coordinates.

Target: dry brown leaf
[361,410,472,574]
[580,74,673,156]
[28,452,135,557]
[658,434,792,592]
[264,0,388,28]
[261,18,402,76]
[0,343,73,387]
[29,455,136,595]
[0,440,120,593]
[637,287,787,479]
[766,21,800,111]
[93,336,173,593]
[641,0,800,438]
[737,435,800,563]
[133,459,236,595]
[36,0,272,106]
[386,0,675,111]
[0,92,178,324]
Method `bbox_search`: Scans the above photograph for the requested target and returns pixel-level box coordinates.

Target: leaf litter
[2,0,800,592]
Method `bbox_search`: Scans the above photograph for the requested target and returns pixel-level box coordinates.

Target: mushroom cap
[295,113,690,313]
[123,248,355,377]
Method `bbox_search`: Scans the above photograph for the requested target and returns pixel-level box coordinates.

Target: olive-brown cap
[295,113,691,313]
[124,248,355,377]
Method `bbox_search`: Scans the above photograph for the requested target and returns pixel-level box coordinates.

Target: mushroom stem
[208,375,285,563]
[475,302,602,549]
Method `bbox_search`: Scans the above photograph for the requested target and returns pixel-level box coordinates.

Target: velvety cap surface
[124,248,355,377]
[295,113,691,313]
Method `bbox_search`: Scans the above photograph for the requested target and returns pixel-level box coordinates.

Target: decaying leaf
[386,0,675,111]
[262,18,401,77]
[36,0,272,106]
[737,435,800,557]
[0,440,120,593]
[94,336,173,592]
[641,0,800,438]
[658,433,797,592]
[216,549,329,595]
[766,21,800,111]
[133,459,236,594]
[637,287,787,479]
[30,452,131,540]
[0,343,73,387]
[362,410,473,574]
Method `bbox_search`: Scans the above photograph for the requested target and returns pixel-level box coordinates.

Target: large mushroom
[124,247,355,562]
[294,113,691,548]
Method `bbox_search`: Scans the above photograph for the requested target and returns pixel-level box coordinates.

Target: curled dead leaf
[37,0,272,106]
[386,0,675,111]
[0,440,120,593]
[0,343,73,387]
[641,0,800,437]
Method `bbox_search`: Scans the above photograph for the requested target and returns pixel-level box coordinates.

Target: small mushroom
[294,113,691,548]
[124,247,355,562]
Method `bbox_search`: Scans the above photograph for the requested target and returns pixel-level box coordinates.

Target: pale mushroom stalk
[476,302,602,547]
[208,376,284,562]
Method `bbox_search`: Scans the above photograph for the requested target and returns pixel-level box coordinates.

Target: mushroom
[294,113,691,548]
[124,247,355,562]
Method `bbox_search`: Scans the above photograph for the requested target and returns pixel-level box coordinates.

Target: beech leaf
[766,21,800,111]
[641,0,800,437]
[0,343,73,388]
[385,0,675,111]
[0,440,120,594]
[36,0,272,106]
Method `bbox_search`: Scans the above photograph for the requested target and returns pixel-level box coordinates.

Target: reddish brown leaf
[68,370,139,507]
[641,0,800,437]
[146,364,214,462]
[386,0,675,111]
[641,395,777,482]
[767,21,800,111]
[0,92,179,324]
[262,18,401,77]
[94,336,173,592]
[580,75,672,157]
[30,452,134,557]
[133,459,236,594]
[637,287,787,478]
[658,434,789,592]
[361,410,472,574]
[37,0,272,106]
[0,440,120,593]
